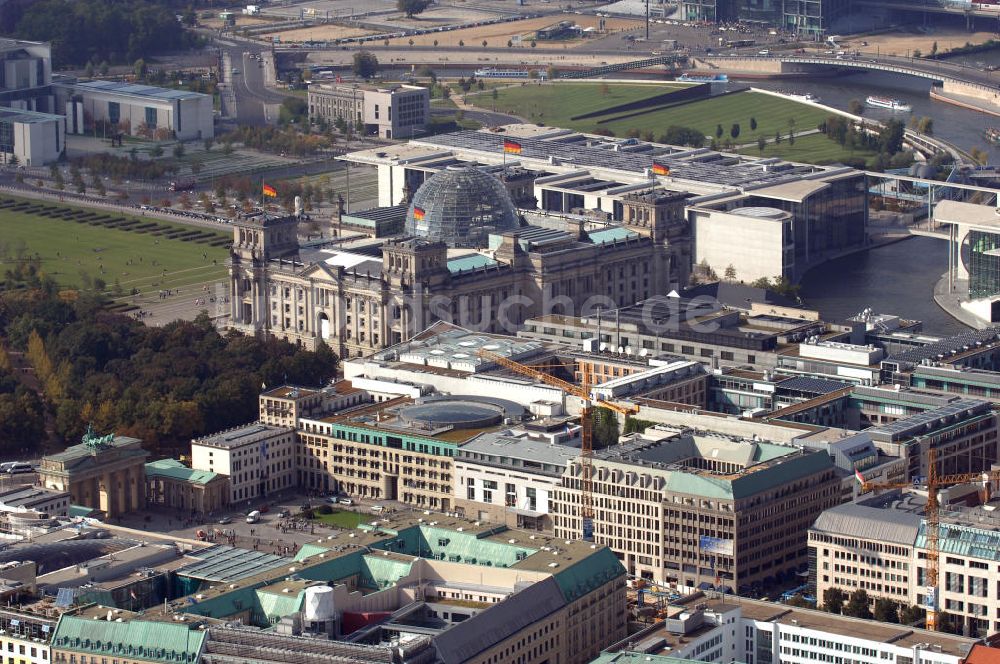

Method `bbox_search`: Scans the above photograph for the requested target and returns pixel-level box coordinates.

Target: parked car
[6,463,33,474]
[278,509,291,518]
[246,510,261,524]
[218,515,232,524]
[338,498,354,506]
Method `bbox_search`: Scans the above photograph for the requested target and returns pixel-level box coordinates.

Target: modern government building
[229,123,868,359]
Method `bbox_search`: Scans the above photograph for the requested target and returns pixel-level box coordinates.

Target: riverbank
[933,272,982,329]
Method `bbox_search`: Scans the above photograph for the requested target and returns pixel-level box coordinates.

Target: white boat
[866,95,912,112]
[781,91,819,103]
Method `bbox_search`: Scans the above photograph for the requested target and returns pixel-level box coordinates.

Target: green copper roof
[662,449,832,499]
[551,546,625,603]
[51,615,206,664]
[294,543,330,561]
[256,588,304,621]
[145,459,220,485]
[365,525,537,568]
[588,227,639,245]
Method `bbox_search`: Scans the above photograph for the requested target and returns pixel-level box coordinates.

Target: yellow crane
[861,448,1000,631]
[478,349,639,541]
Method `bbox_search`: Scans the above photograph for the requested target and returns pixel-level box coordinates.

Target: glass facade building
[405,166,520,248]
[966,230,1000,300]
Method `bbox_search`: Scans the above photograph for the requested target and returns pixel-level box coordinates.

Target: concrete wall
[11,115,63,165]
[692,207,789,282]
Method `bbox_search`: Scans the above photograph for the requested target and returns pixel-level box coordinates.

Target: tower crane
[477,349,639,541]
[861,448,1000,631]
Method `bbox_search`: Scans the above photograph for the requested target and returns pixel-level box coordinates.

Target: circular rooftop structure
[405,166,520,248]
[732,206,788,219]
[396,396,525,431]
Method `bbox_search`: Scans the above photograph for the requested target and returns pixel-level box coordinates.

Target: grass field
[737,132,878,165]
[310,509,364,529]
[0,197,228,294]
[467,82,685,129]
[470,85,832,153]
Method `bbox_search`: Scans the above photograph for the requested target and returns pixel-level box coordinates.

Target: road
[216,40,290,125]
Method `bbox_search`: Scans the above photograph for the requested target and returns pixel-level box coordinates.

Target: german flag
[413,206,426,222]
[651,161,670,176]
[262,183,277,198]
[503,139,522,155]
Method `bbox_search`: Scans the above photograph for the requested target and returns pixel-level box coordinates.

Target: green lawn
[468,85,833,159]
[467,82,683,128]
[310,509,365,529]
[0,197,228,293]
[737,132,878,166]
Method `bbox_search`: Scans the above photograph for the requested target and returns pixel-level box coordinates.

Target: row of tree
[16,0,200,66]
[0,288,339,455]
[820,589,925,625]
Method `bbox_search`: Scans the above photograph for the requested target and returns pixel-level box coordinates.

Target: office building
[55,80,214,141]
[190,423,295,504]
[681,0,851,36]
[0,486,70,517]
[770,385,998,480]
[0,39,53,112]
[51,516,627,664]
[601,591,977,664]
[0,107,64,166]
[936,201,1000,325]
[551,427,841,591]
[811,492,1000,637]
[307,83,428,139]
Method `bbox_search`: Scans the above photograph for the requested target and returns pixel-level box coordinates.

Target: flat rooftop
[703,597,975,657]
[67,80,208,102]
[192,423,291,449]
[407,128,850,191]
[0,107,62,124]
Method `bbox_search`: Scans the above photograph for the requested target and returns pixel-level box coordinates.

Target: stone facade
[38,430,148,518]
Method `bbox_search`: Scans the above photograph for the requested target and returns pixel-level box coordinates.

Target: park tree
[83,61,94,78]
[913,48,922,58]
[757,135,767,154]
[397,0,432,17]
[545,65,556,80]
[150,144,164,158]
[352,51,379,79]
[774,129,782,144]
[724,264,737,281]
[98,60,109,76]
[918,116,934,135]
[715,123,724,139]
[482,40,487,48]
[788,131,795,146]
[190,159,203,176]
[823,588,846,614]
[899,605,925,626]
[877,119,905,154]
[750,116,757,131]
[930,41,938,56]
[659,125,704,148]
[173,143,185,159]
[133,58,147,79]
[873,599,899,623]
[458,40,464,47]
[971,147,989,165]
[844,590,873,619]
[592,407,619,449]
[730,123,740,139]
[848,98,864,115]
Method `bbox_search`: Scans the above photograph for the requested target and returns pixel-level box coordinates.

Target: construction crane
[477,349,639,541]
[861,448,1000,631]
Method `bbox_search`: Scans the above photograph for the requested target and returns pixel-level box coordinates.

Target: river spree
[751,68,1000,161]
[798,236,968,335]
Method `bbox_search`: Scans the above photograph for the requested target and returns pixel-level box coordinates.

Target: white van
[246,510,261,524]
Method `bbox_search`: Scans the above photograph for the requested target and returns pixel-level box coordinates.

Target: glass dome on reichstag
[405,165,519,248]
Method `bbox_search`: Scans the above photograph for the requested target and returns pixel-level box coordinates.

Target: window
[108,101,120,124]
[144,106,157,128]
